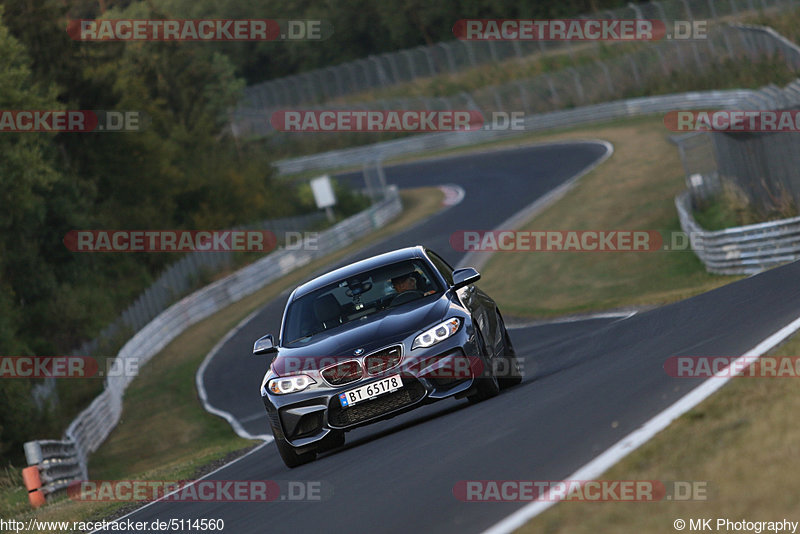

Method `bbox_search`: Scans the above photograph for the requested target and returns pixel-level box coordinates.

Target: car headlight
[267,374,316,395]
[412,317,462,350]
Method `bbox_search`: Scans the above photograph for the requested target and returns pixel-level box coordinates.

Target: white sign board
[310,175,336,209]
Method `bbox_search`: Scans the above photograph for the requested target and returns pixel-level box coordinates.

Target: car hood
[272,295,451,375]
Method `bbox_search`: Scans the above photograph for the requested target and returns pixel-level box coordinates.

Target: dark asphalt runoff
[95,142,800,534]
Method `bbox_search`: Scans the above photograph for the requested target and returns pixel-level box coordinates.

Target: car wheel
[318,430,345,452]
[497,314,523,388]
[270,422,317,468]
[467,327,500,404]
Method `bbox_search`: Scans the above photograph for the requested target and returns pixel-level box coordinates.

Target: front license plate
[338,374,402,408]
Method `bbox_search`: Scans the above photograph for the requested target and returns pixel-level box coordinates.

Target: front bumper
[262,327,482,447]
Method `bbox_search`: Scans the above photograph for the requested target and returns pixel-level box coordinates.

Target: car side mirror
[452,267,481,289]
[253,334,278,355]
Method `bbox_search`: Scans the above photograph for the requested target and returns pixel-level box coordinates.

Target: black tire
[318,430,345,452]
[274,435,317,468]
[497,315,523,389]
[467,328,500,404]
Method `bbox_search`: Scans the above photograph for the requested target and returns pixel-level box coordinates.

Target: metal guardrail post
[675,191,800,274]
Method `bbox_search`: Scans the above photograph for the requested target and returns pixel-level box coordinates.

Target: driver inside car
[391,272,418,294]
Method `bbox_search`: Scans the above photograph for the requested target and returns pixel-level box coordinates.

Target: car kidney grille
[364,346,402,375]
[328,379,426,428]
[322,360,363,386]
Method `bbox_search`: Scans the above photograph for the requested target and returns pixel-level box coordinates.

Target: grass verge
[476,115,742,317]
[0,187,444,529]
[518,327,800,534]
[693,182,799,231]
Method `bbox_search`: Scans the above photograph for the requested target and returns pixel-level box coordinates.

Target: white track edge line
[90,441,268,533]
[506,311,636,329]
[483,313,800,534]
[457,139,615,271]
[196,306,273,442]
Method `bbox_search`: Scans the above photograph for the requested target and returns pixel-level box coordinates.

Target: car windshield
[282,259,442,345]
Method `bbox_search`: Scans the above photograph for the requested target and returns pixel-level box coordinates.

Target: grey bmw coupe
[253,246,521,468]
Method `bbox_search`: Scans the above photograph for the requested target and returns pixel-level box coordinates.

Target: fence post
[627,2,644,19]
[462,40,477,67]
[599,62,615,96]
[569,68,585,104]
[516,81,531,113]
[403,50,417,79]
[384,52,402,83]
[439,42,457,72]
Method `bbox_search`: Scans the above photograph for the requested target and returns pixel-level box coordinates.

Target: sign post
[311,175,337,222]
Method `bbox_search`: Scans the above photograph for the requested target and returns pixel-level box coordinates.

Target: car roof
[292,245,427,299]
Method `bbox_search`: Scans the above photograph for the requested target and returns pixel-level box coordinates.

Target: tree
[0,6,69,463]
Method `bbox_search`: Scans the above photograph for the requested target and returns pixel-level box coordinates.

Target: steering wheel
[389,290,424,307]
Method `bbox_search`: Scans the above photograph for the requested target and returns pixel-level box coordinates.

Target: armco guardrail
[31,211,326,409]
[674,79,800,210]
[273,89,756,175]
[675,191,800,275]
[266,21,798,175]
[733,23,800,67]
[240,0,789,109]
[23,187,402,502]
[22,440,84,507]
[681,27,800,216]
[670,26,800,274]
[235,22,758,140]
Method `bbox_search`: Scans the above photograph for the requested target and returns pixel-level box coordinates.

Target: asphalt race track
[97,142,800,533]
